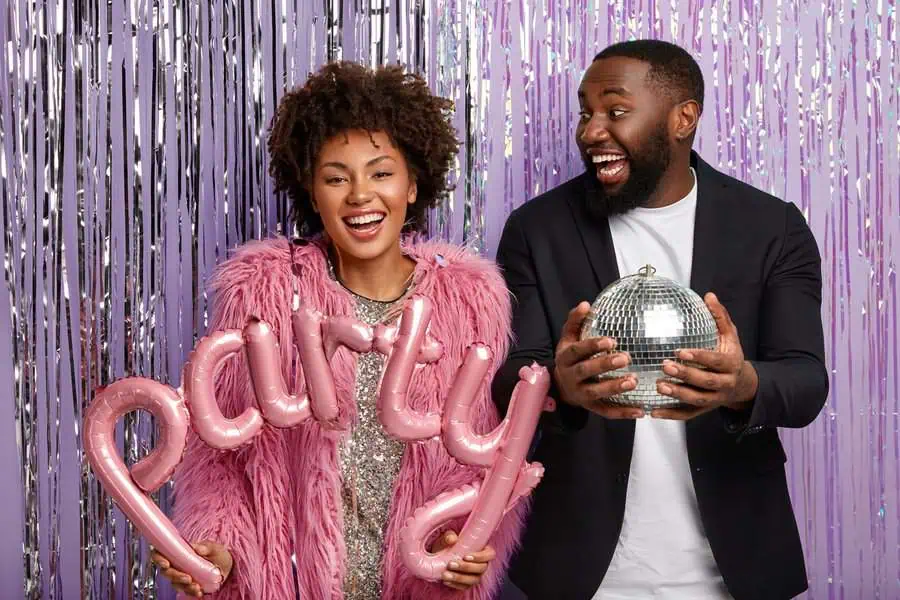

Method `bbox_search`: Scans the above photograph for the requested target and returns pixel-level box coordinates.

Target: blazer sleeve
[726,201,829,435]
[491,210,589,433]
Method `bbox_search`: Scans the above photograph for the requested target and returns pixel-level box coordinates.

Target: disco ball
[579,264,718,410]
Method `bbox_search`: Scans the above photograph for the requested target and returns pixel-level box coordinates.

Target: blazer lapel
[566,175,621,294]
[687,152,728,440]
[689,151,722,297]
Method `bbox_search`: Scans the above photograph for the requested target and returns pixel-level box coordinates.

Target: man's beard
[582,124,671,220]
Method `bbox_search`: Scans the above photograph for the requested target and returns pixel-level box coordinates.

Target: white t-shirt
[593,169,732,599]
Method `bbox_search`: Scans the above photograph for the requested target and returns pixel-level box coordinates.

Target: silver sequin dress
[331,262,414,600]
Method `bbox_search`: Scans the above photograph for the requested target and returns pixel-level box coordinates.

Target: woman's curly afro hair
[267,61,460,236]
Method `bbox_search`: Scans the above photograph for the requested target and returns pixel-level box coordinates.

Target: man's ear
[671,99,700,142]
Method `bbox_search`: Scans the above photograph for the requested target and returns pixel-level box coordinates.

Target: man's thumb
[562,302,591,339]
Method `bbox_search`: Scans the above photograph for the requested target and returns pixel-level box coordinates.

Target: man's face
[576,56,674,218]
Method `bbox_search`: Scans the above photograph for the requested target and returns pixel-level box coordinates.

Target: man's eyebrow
[600,86,630,96]
[577,85,632,99]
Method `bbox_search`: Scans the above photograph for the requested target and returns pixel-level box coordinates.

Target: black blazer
[492,153,828,600]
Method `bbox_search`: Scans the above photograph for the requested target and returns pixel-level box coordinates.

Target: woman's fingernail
[612,354,628,367]
[679,350,694,360]
[659,383,673,395]
[449,561,459,569]
[443,572,455,581]
[464,555,474,561]
[621,379,636,390]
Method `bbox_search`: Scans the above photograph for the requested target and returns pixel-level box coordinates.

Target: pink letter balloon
[82,296,551,593]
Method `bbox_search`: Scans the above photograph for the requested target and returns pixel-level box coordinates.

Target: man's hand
[652,293,758,420]
[554,302,643,419]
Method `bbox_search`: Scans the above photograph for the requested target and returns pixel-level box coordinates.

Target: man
[492,40,828,600]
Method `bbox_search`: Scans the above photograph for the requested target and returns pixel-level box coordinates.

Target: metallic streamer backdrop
[0,0,896,598]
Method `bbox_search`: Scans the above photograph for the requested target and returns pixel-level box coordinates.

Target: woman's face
[310,129,416,263]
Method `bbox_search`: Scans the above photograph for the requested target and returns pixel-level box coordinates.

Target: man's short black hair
[594,39,704,112]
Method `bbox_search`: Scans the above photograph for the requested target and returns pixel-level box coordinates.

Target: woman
[150,62,524,599]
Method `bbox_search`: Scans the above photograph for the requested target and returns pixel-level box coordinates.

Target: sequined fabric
[331,258,414,599]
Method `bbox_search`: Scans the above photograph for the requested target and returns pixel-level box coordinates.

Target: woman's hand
[431,531,496,591]
[150,541,233,597]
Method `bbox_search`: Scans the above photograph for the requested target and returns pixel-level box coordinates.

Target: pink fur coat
[172,237,524,599]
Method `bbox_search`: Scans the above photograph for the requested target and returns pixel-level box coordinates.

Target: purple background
[0,0,897,598]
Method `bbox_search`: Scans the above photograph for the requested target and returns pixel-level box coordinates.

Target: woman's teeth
[345,213,385,228]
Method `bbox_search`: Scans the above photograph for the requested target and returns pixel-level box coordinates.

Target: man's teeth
[346,213,385,225]
[599,162,625,176]
[592,154,625,164]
